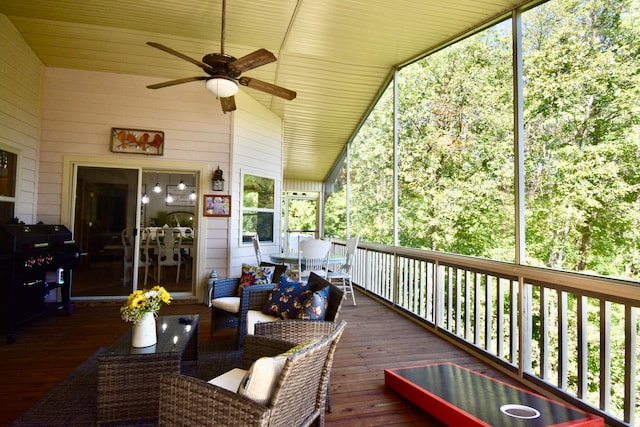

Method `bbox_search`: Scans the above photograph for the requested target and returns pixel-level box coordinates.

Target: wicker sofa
[158,320,347,427]
[211,272,344,348]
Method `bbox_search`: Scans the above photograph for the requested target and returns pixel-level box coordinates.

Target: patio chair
[326,236,359,305]
[253,320,344,418]
[298,238,331,281]
[252,234,263,264]
[158,321,346,427]
[209,262,287,347]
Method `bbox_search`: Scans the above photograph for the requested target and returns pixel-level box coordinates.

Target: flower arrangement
[120,285,172,323]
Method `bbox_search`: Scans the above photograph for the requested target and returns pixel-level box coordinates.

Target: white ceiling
[1,0,525,181]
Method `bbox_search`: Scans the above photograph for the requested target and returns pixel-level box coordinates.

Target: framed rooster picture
[111,128,164,155]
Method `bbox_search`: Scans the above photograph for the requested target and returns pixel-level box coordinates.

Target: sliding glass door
[72,166,198,298]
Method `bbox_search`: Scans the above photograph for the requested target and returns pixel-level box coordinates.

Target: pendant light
[189,174,197,200]
[177,174,186,191]
[141,193,150,204]
[153,173,162,193]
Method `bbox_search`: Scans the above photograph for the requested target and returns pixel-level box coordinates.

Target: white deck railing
[331,240,639,427]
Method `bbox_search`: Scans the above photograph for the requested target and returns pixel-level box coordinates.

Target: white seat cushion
[208,367,247,392]
[246,310,277,335]
[211,296,240,313]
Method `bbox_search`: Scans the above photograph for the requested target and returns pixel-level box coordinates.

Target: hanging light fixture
[141,192,150,204]
[153,173,162,193]
[189,174,197,200]
[165,193,174,203]
[205,77,238,98]
[177,175,186,191]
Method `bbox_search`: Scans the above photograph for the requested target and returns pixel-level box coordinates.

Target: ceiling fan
[146,0,296,113]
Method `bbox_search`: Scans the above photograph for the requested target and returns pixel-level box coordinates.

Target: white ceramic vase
[131,311,157,347]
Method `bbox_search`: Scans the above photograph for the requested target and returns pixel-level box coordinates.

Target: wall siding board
[0,14,43,224]
[2,15,284,299]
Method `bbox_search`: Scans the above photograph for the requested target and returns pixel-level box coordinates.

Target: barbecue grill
[0,224,81,344]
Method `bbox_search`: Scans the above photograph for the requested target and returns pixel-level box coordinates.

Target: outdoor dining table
[269,251,347,267]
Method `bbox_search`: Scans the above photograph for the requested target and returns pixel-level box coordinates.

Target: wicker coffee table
[97,314,199,425]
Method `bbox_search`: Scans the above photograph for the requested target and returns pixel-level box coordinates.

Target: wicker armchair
[210,262,286,347]
[158,321,347,427]
[254,320,344,421]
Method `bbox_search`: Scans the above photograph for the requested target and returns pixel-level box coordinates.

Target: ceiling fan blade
[220,96,236,112]
[229,49,277,74]
[147,42,214,73]
[238,77,296,100]
[147,76,209,89]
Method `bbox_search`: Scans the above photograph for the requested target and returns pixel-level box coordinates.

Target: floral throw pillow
[238,264,275,295]
[261,276,312,319]
[298,286,330,320]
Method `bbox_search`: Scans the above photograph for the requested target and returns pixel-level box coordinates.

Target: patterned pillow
[238,264,275,295]
[298,286,330,320]
[261,276,312,319]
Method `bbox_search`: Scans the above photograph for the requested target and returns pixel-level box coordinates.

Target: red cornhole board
[385,363,603,427]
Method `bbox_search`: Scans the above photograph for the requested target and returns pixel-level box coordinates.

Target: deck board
[0,288,574,426]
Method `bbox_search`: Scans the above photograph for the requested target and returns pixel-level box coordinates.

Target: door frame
[61,155,209,301]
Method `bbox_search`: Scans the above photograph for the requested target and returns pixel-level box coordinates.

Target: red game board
[385,363,603,427]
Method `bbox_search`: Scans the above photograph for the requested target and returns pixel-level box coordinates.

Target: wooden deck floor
[0,289,548,426]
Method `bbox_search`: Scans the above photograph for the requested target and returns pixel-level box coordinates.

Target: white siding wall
[0,14,44,223]
[0,14,283,296]
[230,91,283,274]
[283,179,323,193]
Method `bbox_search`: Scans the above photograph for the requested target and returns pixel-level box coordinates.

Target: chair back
[288,234,312,253]
[121,228,133,263]
[298,238,331,279]
[156,228,183,275]
[252,234,263,264]
[343,236,360,269]
[267,320,346,426]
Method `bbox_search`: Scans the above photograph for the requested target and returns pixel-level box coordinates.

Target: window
[0,150,17,223]
[241,173,275,244]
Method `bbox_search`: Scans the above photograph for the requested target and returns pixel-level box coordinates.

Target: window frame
[240,171,277,246]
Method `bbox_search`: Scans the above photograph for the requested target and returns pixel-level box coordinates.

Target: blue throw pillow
[298,286,330,320]
[262,276,312,319]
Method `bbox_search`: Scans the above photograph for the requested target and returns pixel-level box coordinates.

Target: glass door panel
[73,166,138,297]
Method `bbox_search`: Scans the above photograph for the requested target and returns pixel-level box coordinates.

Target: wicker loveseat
[158,320,347,427]
[212,272,344,348]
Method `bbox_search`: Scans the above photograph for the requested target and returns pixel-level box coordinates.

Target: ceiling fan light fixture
[205,77,238,98]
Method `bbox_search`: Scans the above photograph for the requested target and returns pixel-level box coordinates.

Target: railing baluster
[623,305,637,425]
[577,295,588,399]
[496,277,505,358]
[465,270,471,341]
[456,270,463,337]
[558,290,568,389]
[540,286,549,380]
[485,275,493,353]
[599,300,611,413]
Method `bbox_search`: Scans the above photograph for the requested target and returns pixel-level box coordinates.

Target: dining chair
[121,228,133,285]
[140,227,155,286]
[156,227,183,283]
[327,236,359,305]
[287,234,312,253]
[298,238,331,282]
[252,234,263,264]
